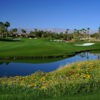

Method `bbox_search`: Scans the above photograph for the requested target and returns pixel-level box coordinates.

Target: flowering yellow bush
[0,60,100,91]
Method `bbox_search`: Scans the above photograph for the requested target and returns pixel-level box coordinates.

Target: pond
[0,52,100,77]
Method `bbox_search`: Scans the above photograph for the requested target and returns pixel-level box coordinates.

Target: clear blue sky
[0,0,100,29]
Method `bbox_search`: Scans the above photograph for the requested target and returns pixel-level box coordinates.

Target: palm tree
[66,29,69,33]
[21,29,27,37]
[81,28,87,40]
[5,21,10,38]
[73,29,77,40]
[0,21,5,38]
[98,27,100,39]
[73,29,80,41]
[12,28,17,33]
[12,28,17,37]
[79,29,83,39]
[21,29,26,33]
[64,29,69,40]
[87,27,90,40]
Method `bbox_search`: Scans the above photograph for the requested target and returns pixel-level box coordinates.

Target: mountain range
[16,28,98,34]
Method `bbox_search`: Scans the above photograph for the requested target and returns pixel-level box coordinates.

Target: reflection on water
[0,52,100,77]
[78,52,100,60]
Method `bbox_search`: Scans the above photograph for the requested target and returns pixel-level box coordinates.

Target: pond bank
[0,51,100,77]
[0,49,100,60]
[0,60,100,99]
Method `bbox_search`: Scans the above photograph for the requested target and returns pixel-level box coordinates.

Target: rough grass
[0,60,100,99]
[0,38,100,57]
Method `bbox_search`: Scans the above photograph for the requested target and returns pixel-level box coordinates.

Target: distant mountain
[88,30,98,34]
[15,28,98,34]
[24,28,67,33]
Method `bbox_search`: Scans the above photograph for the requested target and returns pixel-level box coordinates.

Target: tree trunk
[2,33,3,38]
[99,30,100,39]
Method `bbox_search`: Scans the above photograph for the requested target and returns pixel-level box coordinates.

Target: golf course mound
[0,38,100,60]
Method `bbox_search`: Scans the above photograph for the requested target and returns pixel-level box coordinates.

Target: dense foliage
[0,21,100,41]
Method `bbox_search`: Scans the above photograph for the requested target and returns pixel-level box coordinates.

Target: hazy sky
[0,0,100,29]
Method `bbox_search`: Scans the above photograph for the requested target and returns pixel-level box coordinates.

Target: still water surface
[0,52,100,77]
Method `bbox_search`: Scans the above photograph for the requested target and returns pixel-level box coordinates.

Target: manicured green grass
[0,38,100,57]
[0,60,100,100]
[0,87,100,100]
[0,57,65,63]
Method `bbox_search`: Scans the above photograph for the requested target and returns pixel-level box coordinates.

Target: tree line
[0,21,100,41]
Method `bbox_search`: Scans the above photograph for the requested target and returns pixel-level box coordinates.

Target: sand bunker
[75,43,95,46]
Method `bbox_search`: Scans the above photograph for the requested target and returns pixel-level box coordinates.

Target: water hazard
[0,52,100,77]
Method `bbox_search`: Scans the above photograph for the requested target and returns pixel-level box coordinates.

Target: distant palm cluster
[0,21,100,41]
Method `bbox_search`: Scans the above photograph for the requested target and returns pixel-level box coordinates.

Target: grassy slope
[0,38,100,57]
[0,60,100,100]
[0,90,100,100]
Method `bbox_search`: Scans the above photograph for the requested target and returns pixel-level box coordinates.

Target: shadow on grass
[0,38,23,42]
